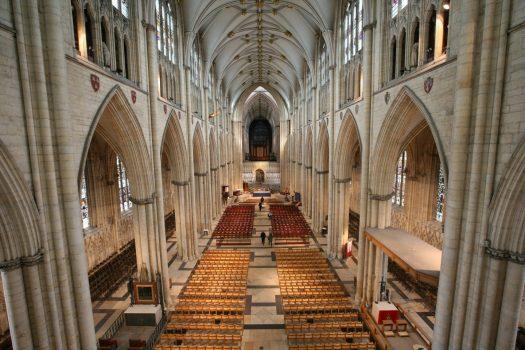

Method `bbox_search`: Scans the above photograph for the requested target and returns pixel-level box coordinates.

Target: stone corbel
[298,162,303,166]
[172,180,190,187]
[483,240,525,265]
[0,250,44,271]
[129,195,155,205]
[369,192,394,201]
[211,167,219,172]
[305,166,312,170]
[316,170,329,175]
[194,171,208,177]
[334,177,352,184]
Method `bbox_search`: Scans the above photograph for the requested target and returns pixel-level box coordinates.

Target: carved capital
[129,195,155,205]
[369,192,394,201]
[172,180,190,187]
[484,240,525,265]
[194,171,208,177]
[334,176,352,184]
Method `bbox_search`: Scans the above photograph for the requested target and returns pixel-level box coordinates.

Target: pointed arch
[79,85,154,199]
[209,130,218,169]
[370,86,447,196]
[192,123,207,174]
[334,112,362,180]
[488,137,525,252]
[317,121,329,172]
[304,127,313,167]
[161,111,189,183]
[0,142,41,263]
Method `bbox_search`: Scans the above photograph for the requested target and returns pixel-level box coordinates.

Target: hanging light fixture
[443,0,450,10]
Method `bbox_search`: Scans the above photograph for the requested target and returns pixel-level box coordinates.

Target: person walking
[260,231,266,245]
[259,197,264,211]
[268,231,273,246]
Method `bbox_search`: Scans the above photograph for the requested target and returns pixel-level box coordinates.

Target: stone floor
[95,195,434,349]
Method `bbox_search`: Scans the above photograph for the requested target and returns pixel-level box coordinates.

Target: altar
[372,301,399,324]
[253,190,271,197]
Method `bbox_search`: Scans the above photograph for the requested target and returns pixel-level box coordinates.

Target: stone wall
[242,161,281,186]
[391,208,443,250]
[83,214,134,272]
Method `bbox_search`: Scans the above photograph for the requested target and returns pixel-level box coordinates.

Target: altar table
[372,301,399,324]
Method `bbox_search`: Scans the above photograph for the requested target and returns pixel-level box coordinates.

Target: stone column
[356,19,374,304]
[433,0,480,347]
[1,267,33,350]
[144,20,170,305]
[43,0,96,347]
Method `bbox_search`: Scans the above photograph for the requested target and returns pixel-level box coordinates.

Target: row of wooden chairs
[155,346,240,350]
[270,205,312,240]
[157,250,249,349]
[276,249,375,349]
[212,205,254,240]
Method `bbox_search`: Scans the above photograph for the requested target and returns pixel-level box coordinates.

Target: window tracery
[116,156,132,212]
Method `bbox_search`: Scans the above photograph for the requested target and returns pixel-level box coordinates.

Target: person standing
[260,231,266,245]
[259,197,264,211]
[268,231,273,246]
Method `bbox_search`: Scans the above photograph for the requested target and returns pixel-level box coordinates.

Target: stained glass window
[436,166,445,221]
[113,0,128,18]
[343,1,363,62]
[392,150,407,206]
[80,174,90,229]
[116,156,132,212]
[392,0,399,18]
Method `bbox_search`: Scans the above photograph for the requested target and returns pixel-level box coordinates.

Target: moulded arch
[192,123,207,174]
[209,130,219,169]
[79,85,154,199]
[488,137,525,252]
[161,111,189,183]
[317,121,329,172]
[304,127,313,167]
[0,141,41,262]
[334,112,362,180]
[370,86,448,196]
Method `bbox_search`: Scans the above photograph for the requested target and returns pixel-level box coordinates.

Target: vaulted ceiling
[181,0,337,108]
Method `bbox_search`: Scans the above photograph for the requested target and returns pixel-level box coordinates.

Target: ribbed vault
[182,0,337,106]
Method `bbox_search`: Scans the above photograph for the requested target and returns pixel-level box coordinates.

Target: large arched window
[80,173,90,229]
[390,36,397,80]
[393,150,408,206]
[399,28,406,76]
[124,36,131,79]
[115,29,123,75]
[84,5,95,61]
[426,6,437,62]
[116,156,132,212]
[343,0,363,63]
[112,0,129,18]
[156,0,177,64]
[391,0,408,18]
[71,0,80,51]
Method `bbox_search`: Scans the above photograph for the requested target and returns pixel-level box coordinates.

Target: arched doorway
[249,119,273,161]
[314,122,330,234]
[255,169,265,183]
[0,142,51,349]
[79,87,161,299]
[192,124,209,236]
[304,127,313,218]
[330,114,361,258]
[161,113,196,261]
[363,88,447,329]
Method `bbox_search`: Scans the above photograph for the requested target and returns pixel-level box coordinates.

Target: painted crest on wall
[131,90,137,104]
[384,92,390,104]
[90,74,100,92]
[424,77,434,93]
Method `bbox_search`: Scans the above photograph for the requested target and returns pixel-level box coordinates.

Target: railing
[145,312,169,350]
[99,310,126,341]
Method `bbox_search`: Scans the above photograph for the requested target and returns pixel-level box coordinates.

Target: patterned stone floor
[94,195,434,349]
